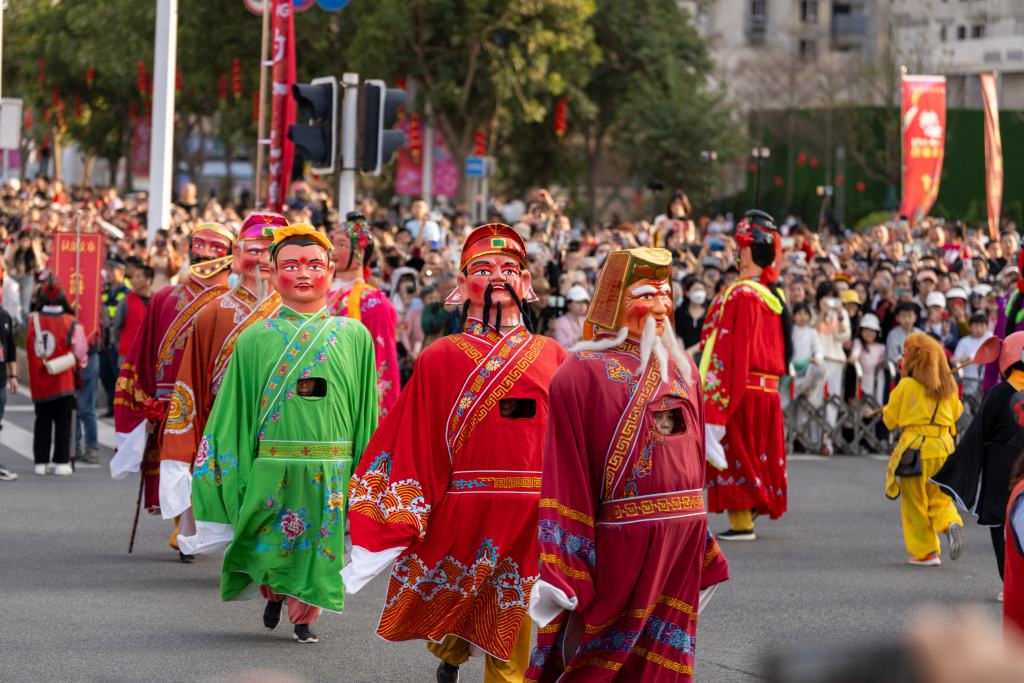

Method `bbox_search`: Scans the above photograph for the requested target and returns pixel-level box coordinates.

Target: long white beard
[638,317,693,386]
[568,322,692,386]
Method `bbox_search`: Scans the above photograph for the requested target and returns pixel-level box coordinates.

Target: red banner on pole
[131,115,151,179]
[898,75,946,226]
[52,233,104,343]
[981,73,1003,241]
[267,0,296,212]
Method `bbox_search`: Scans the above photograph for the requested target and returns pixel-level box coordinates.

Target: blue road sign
[465,156,486,178]
[315,0,349,9]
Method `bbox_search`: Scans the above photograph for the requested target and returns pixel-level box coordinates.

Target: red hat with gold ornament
[445,223,537,305]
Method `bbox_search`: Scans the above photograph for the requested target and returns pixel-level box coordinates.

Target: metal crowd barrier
[781,361,983,456]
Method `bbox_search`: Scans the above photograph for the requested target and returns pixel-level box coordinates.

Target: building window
[940,25,947,41]
[799,39,818,59]
[801,0,818,22]
[751,0,766,21]
[972,24,985,38]
[957,25,966,40]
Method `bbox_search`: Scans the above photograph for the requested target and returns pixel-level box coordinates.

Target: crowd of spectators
[0,175,1018,457]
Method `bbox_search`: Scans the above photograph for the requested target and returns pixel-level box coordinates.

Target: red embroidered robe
[345,320,567,660]
[526,337,729,682]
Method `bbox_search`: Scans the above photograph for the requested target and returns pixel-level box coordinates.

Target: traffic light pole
[338,72,359,214]
[253,0,271,208]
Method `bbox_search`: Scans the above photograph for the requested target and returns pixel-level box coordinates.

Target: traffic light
[288,76,337,174]
[357,79,407,175]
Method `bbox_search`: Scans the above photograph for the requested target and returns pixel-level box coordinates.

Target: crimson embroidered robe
[699,279,788,519]
[526,336,729,682]
[344,320,567,660]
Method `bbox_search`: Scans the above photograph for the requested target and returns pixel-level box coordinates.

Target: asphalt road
[0,388,1004,683]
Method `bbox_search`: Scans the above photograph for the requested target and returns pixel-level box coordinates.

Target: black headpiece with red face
[736,209,782,283]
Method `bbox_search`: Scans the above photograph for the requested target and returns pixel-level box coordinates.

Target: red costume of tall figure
[344,224,565,682]
[699,210,788,539]
[526,248,728,682]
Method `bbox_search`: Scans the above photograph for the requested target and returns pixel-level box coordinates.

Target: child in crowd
[788,303,828,450]
[952,313,994,404]
[847,313,888,416]
[886,301,921,365]
[883,333,964,567]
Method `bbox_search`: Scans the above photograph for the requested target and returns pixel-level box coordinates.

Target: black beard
[190,253,217,266]
[503,283,534,334]
[482,284,493,332]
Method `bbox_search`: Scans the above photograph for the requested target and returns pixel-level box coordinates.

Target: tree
[345,0,599,199]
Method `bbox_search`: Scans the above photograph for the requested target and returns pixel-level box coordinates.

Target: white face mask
[689,289,707,305]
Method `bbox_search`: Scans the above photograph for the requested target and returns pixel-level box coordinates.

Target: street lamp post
[816,184,834,232]
[752,146,770,210]
[700,150,717,219]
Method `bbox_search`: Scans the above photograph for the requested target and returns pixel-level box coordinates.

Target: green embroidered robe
[184,305,378,611]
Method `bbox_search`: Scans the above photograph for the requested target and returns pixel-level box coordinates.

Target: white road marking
[1,420,35,460]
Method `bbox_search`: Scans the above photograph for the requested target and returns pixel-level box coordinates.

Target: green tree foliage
[345,0,600,197]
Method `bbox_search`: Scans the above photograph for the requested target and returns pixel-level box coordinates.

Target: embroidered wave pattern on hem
[348,450,430,540]
[538,519,596,569]
[378,540,538,660]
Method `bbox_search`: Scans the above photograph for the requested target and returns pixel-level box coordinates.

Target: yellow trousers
[170,515,180,551]
[900,456,962,560]
[728,509,755,531]
[427,616,533,682]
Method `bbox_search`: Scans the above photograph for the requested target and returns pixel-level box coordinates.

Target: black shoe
[718,528,756,541]
[179,551,196,563]
[293,623,318,643]
[436,661,460,683]
[263,600,283,629]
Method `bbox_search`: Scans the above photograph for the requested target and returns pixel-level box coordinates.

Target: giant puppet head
[234,211,288,296]
[581,247,691,384]
[188,221,236,280]
[331,211,374,280]
[735,209,782,283]
[447,224,537,333]
[268,223,335,313]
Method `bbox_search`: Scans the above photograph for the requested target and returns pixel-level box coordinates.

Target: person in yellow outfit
[883,332,964,566]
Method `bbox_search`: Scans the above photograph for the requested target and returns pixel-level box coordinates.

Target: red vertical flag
[980,73,1003,240]
[52,234,104,344]
[267,0,296,212]
[898,75,946,226]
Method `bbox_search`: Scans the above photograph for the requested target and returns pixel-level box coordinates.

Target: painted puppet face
[270,244,334,306]
[618,276,671,338]
[331,231,354,268]
[233,239,274,289]
[456,254,532,324]
[191,230,232,262]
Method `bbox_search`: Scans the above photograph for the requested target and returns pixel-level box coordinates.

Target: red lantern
[129,103,138,119]
[44,109,51,123]
[473,128,487,156]
[137,61,147,98]
[52,86,61,110]
[38,60,46,84]
[175,69,182,95]
[86,67,95,89]
[748,163,757,173]
[74,95,82,120]
[218,73,228,103]
[797,152,807,166]
[856,181,866,192]
[25,107,33,131]
[231,59,242,100]
[835,174,845,185]
[810,157,819,168]
[252,91,260,123]
[553,97,567,138]
[774,177,783,186]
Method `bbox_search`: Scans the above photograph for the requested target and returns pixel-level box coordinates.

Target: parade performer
[158,213,286,553]
[327,211,399,415]
[178,223,378,644]
[342,224,566,682]
[985,250,1024,391]
[111,222,235,554]
[698,209,791,540]
[526,247,729,682]
[883,332,964,566]
[935,332,1024,591]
